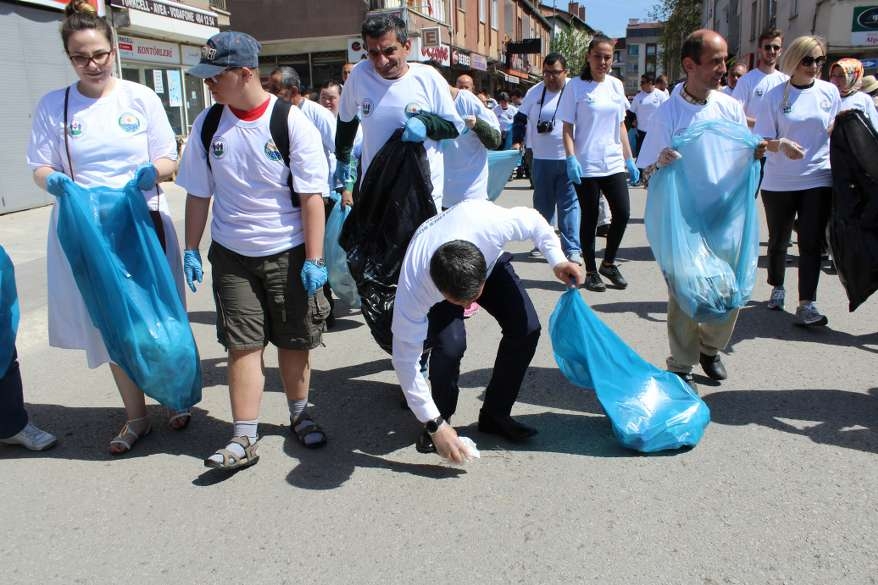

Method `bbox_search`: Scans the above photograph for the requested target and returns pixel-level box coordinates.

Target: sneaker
[463,301,480,318]
[567,251,583,266]
[0,422,57,451]
[795,302,828,327]
[584,271,606,292]
[598,263,628,289]
[767,286,785,310]
[528,247,543,258]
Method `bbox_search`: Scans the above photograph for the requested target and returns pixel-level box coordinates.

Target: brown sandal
[204,436,259,470]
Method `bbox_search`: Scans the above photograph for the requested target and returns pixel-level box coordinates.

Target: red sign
[420,44,450,66]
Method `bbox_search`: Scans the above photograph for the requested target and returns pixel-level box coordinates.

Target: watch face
[426,418,443,433]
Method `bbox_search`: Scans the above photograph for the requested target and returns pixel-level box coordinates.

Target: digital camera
[536,120,554,134]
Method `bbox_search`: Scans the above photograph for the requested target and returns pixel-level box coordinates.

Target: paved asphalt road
[1,180,875,585]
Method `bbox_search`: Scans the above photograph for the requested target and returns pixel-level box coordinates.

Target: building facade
[703,0,878,75]
[1,0,224,214]
[230,0,551,96]
[623,19,665,95]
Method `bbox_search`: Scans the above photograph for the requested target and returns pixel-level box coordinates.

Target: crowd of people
[1,3,873,467]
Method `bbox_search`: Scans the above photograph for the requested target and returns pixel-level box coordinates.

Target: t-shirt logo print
[361,98,374,117]
[118,113,141,133]
[68,119,84,138]
[212,138,225,159]
[756,89,764,97]
[264,139,282,162]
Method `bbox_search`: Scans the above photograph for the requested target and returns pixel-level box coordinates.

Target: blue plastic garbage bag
[486,150,522,202]
[325,192,360,308]
[55,179,201,411]
[549,288,710,452]
[645,119,760,322]
[0,245,19,377]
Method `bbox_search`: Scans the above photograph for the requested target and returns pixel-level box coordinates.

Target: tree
[650,0,703,81]
[551,27,592,78]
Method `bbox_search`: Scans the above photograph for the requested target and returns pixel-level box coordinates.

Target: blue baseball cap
[188,31,261,79]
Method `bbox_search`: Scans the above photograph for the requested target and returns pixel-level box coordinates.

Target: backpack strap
[199,103,224,173]
[269,98,300,207]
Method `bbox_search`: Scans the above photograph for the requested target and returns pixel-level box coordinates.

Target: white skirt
[46,196,185,369]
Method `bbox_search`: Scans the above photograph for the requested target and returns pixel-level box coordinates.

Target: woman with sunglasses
[26,1,188,453]
[754,35,841,326]
[828,58,878,128]
[558,34,639,292]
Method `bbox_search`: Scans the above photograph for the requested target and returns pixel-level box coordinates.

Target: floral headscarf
[831,58,864,96]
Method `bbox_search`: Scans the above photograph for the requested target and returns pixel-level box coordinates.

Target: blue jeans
[531,158,581,255]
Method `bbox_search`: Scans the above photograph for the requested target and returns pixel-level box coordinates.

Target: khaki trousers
[665,292,739,374]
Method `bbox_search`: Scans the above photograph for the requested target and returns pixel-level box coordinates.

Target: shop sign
[420,43,451,66]
[118,34,180,65]
[18,0,104,15]
[347,38,368,63]
[452,49,471,68]
[471,53,488,71]
[109,0,218,28]
[852,6,878,46]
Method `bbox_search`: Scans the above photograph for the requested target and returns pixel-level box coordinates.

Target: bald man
[456,74,474,92]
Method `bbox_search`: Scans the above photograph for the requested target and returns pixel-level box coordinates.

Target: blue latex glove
[135,163,158,191]
[183,249,203,293]
[334,159,353,187]
[626,158,640,185]
[401,117,427,143]
[565,155,582,185]
[301,259,328,296]
[45,172,72,197]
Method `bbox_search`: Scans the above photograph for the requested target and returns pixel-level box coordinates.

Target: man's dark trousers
[0,349,28,439]
[425,253,541,421]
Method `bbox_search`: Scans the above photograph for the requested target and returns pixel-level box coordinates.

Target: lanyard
[537,83,565,126]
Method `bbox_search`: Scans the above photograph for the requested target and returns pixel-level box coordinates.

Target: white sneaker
[567,252,583,265]
[0,422,57,451]
[767,286,785,310]
[795,302,828,327]
[528,247,543,258]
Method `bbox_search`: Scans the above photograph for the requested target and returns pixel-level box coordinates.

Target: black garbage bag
[339,129,437,352]
[829,109,878,311]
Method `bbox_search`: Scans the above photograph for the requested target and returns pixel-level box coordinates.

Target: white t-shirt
[338,62,463,210]
[176,95,329,257]
[732,68,789,120]
[557,75,630,177]
[753,79,840,191]
[442,89,500,207]
[637,89,747,169]
[298,98,336,194]
[27,79,177,205]
[391,200,566,423]
[630,88,669,134]
[493,102,518,132]
[27,79,182,367]
[840,90,878,128]
[519,80,568,160]
[721,85,734,96]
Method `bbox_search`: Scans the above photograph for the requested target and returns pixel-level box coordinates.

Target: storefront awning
[110,0,219,45]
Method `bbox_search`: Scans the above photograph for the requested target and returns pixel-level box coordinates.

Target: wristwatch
[306,257,326,267]
[425,416,445,434]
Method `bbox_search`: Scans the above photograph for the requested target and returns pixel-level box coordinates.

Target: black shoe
[599,263,628,289]
[415,429,436,453]
[596,224,609,238]
[671,371,699,393]
[477,411,538,442]
[584,271,606,292]
[699,353,727,381]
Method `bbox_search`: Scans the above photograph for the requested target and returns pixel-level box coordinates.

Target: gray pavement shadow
[517,278,568,292]
[729,303,878,354]
[585,300,668,323]
[186,310,216,326]
[614,245,655,262]
[704,387,878,454]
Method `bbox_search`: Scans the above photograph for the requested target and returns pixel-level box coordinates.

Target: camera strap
[536,82,565,126]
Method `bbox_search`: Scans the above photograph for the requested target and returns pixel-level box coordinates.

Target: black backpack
[199,99,300,206]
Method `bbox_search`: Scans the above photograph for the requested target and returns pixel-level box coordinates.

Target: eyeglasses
[542,69,565,77]
[762,44,782,52]
[206,67,240,84]
[69,49,113,68]
[800,55,826,67]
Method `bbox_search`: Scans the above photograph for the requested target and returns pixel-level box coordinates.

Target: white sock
[208,419,258,465]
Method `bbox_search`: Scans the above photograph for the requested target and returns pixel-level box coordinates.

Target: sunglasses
[800,56,826,67]
[762,44,782,52]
